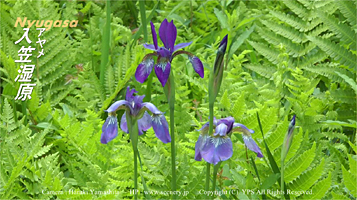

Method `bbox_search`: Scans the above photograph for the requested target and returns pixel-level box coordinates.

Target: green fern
[307,36,356,71]
[301,173,331,199]
[284,142,316,183]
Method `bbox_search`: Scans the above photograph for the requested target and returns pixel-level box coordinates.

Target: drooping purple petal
[232,123,255,135]
[143,44,157,51]
[173,42,192,52]
[105,100,130,113]
[215,137,233,161]
[142,102,162,115]
[120,112,128,133]
[150,21,158,50]
[152,114,171,143]
[195,135,210,161]
[218,117,235,134]
[138,111,152,135]
[214,123,228,136]
[201,137,233,165]
[189,56,204,78]
[243,136,263,158]
[101,116,118,144]
[135,58,154,83]
[195,135,203,161]
[154,61,171,87]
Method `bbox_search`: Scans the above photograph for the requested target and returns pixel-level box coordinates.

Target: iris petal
[142,102,162,115]
[167,20,177,51]
[195,135,211,161]
[105,100,130,113]
[189,56,204,78]
[233,123,255,135]
[157,47,172,58]
[120,112,128,133]
[150,21,158,50]
[215,123,228,136]
[138,111,152,135]
[243,136,263,158]
[174,42,192,52]
[135,58,154,83]
[198,117,218,134]
[143,44,157,51]
[201,137,233,165]
[218,117,235,134]
[194,135,203,161]
[215,138,233,161]
[152,114,171,143]
[154,61,171,87]
[159,19,177,51]
[159,19,169,49]
[101,116,118,144]
[126,86,138,101]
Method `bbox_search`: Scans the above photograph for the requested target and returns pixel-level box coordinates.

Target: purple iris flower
[135,19,204,87]
[101,86,171,144]
[233,123,264,158]
[195,117,263,165]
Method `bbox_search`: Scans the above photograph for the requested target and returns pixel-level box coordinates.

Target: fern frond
[288,158,325,191]
[301,173,332,199]
[342,165,357,197]
[257,26,315,58]
[284,142,316,183]
[298,50,327,68]
[260,19,307,43]
[335,72,357,95]
[317,11,356,49]
[335,0,357,28]
[265,119,289,152]
[269,10,309,32]
[301,63,354,84]
[248,41,280,65]
[307,36,357,71]
[244,64,275,80]
[282,0,314,21]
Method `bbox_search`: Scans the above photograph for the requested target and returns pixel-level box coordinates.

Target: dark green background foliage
[0,0,356,199]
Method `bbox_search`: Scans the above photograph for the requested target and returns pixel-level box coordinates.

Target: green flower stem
[281,158,285,199]
[128,116,139,200]
[212,162,222,195]
[205,163,211,191]
[164,72,176,198]
[205,101,214,191]
[144,73,153,102]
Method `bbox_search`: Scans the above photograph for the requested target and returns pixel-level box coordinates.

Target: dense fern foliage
[0,0,356,199]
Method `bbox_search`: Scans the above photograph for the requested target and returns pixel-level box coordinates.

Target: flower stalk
[127,115,139,200]
[212,162,222,192]
[205,101,214,191]
[281,115,296,199]
[164,71,177,197]
[207,35,228,194]
[136,20,204,197]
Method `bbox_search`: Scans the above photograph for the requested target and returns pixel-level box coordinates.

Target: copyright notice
[198,189,313,196]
